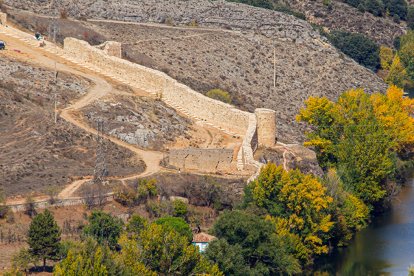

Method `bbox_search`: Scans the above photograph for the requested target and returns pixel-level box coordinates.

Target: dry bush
[59,9,68,19]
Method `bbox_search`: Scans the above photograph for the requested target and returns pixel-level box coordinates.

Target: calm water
[318,178,414,276]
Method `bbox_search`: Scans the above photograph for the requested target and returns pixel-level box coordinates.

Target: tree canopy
[28,209,61,270]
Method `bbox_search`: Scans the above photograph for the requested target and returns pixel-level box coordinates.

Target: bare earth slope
[5,0,387,142]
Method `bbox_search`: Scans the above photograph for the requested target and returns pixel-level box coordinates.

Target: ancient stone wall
[0,12,6,25]
[64,38,251,136]
[169,148,234,173]
[94,41,122,58]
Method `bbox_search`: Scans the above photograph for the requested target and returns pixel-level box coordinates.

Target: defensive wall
[62,37,277,172]
[169,148,234,173]
[64,38,268,170]
[6,194,114,212]
[64,38,250,136]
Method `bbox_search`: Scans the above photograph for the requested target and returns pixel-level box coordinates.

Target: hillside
[5,0,387,142]
[287,0,406,47]
[0,56,144,196]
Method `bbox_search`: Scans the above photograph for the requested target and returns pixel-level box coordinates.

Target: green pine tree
[27,209,61,271]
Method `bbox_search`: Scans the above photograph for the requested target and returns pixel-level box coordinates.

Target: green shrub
[328,31,380,71]
[173,200,188,218]
[206,89,232,104]
[154,216,193,242]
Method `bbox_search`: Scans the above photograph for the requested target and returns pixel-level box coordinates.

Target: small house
[192,232,216,253]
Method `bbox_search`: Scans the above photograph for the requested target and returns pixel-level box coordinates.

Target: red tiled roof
[192,232,216,243]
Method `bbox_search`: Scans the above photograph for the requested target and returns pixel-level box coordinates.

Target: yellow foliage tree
[379,46,394,70]
[386,54,408,88]
[247,163,334,263]
[371,85,414,153]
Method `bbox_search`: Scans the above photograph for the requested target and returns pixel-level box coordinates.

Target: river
[318,178,414,275]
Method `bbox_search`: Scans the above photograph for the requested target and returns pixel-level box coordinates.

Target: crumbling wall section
[94,41,122,58]
[169,148,234,173]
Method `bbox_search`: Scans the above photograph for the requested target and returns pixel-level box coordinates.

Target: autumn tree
[386,54,408,88]
[297,87,414,205]
[245,164,334,263]
[379,46,394,70]
[54,238,122,276]
[120,223,222,275]
[27,210,61,271]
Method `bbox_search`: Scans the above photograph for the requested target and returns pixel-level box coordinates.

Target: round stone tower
[255,108,276,148]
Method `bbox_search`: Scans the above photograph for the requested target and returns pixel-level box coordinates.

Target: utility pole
[94,119,107,185]
[273,46,276,88]
[53,62,58,124]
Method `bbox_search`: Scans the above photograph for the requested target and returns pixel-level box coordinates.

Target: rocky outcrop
[255,144,324,177]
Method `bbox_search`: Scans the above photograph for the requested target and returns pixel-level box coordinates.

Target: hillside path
[0,28,164,203]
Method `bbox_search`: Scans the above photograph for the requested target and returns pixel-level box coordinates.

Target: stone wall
[64,38,251,136]
[7,194,114,212]
[169,148,234,173]
[0,12,6,25]
[94,41,122,58]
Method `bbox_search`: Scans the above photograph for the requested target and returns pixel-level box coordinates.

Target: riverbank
[316,177,414,275]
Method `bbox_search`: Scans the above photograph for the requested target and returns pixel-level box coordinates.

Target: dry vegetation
[0,57,144,196]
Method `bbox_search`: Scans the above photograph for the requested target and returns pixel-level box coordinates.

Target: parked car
[0,41,5,50]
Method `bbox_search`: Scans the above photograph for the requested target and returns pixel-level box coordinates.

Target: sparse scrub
[59,9,68,19]
[206,89,232,104]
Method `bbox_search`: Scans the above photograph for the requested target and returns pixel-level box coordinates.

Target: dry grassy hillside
[0,57,145,196]
[5,0,387,142]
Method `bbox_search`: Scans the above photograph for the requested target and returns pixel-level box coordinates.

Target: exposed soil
[0,56,144,196]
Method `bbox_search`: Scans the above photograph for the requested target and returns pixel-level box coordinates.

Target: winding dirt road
[1,27,164,203]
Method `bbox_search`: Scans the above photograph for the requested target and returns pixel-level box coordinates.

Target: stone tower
[255,108,276,148]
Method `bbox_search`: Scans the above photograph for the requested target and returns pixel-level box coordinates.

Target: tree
[205,239,251,276]
[173,200,188,219]
[386,54,408,88]
[379,46,394,70]
[126,215,148,235]
[54,238,121,276]
[297,88,406,206]
[12,249,39,275]
[83,211,123,249]
[323,169,369,246]
[245,164,334,262]
[154,216,193,242]
[363,0,384,16]
[27,209,61,270]
[211,210,301,274]
[328,31,380,71]
[407,6,414,29]
[383,0,408,19]
[121,223,222,275]
[370,86,414,154]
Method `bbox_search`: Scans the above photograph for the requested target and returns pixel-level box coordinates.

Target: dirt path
[1,28,164,203]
